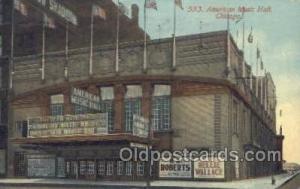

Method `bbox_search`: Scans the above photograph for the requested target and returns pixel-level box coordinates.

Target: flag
[14,0,28,16]
[248,29,253,43]
[235,11,244,24]
[256,47,261,59]
[175,0,184,10]
[43,14,55,29]
[92,5,106,20]
[145,0,157,10]
[119,2,129,16]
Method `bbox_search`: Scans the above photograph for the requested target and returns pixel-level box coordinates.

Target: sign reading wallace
[71,88,101,111]
[193,158,225,179]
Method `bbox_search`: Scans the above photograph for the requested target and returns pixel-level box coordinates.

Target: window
[15,121,27,138]
[50,94,64,116]
[100,87,114,132]
[125,161,132,176]
[125,85,142,132]
[86,161,95,176]
[117,161,123,176]
[233,101,238,134]
[74,104,89,115]
[0,67,2,88]
[98,161,105,176]
[106,161,114,176]
[0,1,3,25]
[14,152,26,176]
[0,36,2,56]
[137,162,145,176]
[152,85,171,131]
[79,161,86,176]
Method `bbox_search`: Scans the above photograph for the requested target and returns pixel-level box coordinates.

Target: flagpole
[172,0,177,70]
[10,0,15,89]
[256,43,259,97]
[65,21,69,79]
[115,0,120,73]
[42,15,46,81]
[226,13,231,72]
[89,6,94,76]
[242,21,245,78]
[143,0,147,72]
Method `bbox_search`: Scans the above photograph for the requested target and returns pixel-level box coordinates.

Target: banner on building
[133,115,149,138]
[27,154,56,177]
[193,158,225,179]
[28,113,108,138]
[159,160,192,178]
[71,88,101,111]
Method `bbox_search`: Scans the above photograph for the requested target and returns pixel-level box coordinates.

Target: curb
[275,171,300,189]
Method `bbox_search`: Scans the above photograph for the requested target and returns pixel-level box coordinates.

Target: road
[278,172,300,189]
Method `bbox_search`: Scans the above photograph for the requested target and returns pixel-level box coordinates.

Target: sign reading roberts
[194,158,225,179]
[159,160,192,178]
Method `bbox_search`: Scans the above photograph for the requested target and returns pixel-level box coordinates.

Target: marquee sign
[70,88,101,111]
[193,158,225,179]
[28,113,108,138]
[159,160,192,178]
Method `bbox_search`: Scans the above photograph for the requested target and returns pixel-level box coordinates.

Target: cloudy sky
[115,0,300,164]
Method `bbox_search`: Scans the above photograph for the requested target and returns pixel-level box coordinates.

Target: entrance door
[66,160,78,179]
[14,152,26,177]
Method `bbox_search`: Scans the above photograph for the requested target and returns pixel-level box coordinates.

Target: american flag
[44,14,55,29]
[145,0,157,10]
[175,0,183,10]
[92,5,107,20]
[14,0,28,16]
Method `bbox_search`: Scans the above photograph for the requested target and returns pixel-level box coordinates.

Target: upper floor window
[100,87,114,132]
[0,36,2,56]
[152,85,171,131]
[233,100,238,134]
[0,67,2,88]
[125,85,142,132]
[50,94,64,116]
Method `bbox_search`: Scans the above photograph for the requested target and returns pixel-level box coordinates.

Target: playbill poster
[0,0,299,188]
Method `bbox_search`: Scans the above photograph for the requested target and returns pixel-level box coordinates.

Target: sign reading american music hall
[27,113,108,138]
[70,88,101,111]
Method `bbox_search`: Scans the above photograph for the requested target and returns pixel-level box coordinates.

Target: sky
[114,0,300,164]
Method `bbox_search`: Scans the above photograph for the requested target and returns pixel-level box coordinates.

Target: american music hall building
[6,0,284,182]
[8,30,284,181]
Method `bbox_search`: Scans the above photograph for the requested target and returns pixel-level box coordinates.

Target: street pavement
[277,172,300,189]
[0,173,299,189]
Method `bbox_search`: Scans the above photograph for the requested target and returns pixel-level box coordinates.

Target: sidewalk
[0,173,297,189]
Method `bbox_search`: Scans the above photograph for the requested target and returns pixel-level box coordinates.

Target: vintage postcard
[0,0,299,188]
